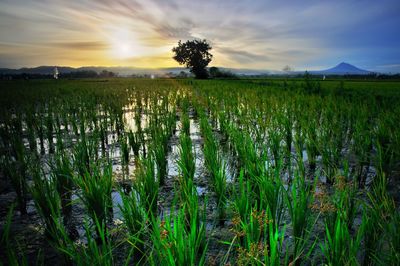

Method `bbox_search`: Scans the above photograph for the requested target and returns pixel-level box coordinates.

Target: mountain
[312,62,371,75]
[0,65,272,76]
[0,62,373,76]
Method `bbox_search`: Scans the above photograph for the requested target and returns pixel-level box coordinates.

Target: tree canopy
[172,39,212,79]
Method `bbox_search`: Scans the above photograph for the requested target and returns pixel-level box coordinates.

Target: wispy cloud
[0,0,399,71]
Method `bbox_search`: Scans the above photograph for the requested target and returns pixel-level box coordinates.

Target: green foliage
[150,204,207,266]
[74,164,113,231]
[172,39,212,79]
[135,156,159,216]
[0,78,399,265]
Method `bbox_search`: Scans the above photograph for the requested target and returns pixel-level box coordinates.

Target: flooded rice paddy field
[0,78,399,265]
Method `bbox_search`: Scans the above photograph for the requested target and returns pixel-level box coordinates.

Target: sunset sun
[109,28,143,59]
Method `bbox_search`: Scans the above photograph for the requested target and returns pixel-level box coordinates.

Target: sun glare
[109,28,142,59]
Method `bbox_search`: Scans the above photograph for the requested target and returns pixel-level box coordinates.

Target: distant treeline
[311,73,400,80]
[0,70,117,80]
[1,70,399,80]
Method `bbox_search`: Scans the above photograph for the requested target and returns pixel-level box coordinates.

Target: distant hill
[0,66,186,76]
[311,62,371,75]
[0,62,374,77]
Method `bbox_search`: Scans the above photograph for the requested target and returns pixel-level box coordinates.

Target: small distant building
[53,66,59,79]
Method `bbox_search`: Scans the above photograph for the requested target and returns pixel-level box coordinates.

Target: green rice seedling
[74,164,113,235]
[278,107,293,166]
[202,132,218,176]
[3,159,27,215]
[3,136,28,215]
[234,206,270,263]
[229,125,264,179]
[134,110,142,135]
[284,173,318,264]
[50,150,74,219]
[351,110,372,188]
[73,138,91,176]
[363,173,398,265]
[268,126,283,170]
[320,164,357,233]
[337,179,358,230]
[303,116,318,172]
[233,170,252,227]
[379,211,400,265]
[177,133,195,181]
[181,112,190,136]
[214,159,227,225]
[118,189,146,262]
[36,113,46,155]
[25,111,37,153]
[0,204,28,265]
[128,130,140,157]
[218,110,229,138]
[320,214,363,266]
[175,170,199,226]
[120,136,130,166]
[150,204,207,266]
[139,129,147,158]
[30,166,66,244]
[152,137,167,186]
[199,113,228,218]
[294,125,306,178]
[59,217,114,266]
[263,221,287,266]
[135,156,158,216]
[254,166,285,228]
[46,110,55,153]
[231,205,286,266]
[374,113,396,179]
[71,112,79,138]
[99,123,107,155]
[73,135,98,176]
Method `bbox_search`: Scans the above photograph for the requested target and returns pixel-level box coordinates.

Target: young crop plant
[57,217,115,266]
[352,113,372,188]
[120,136,130,166]
[150,126,168,186]
[213,158,227,225]
[363,173,400,265]
[46,110,55,154]
[231,205,287,266]
[51,150,74,219]
[320,214,364,266]
[135,156,159,217]
[30,166,67,246]
[284,173,318,264]
[3,136,28,215]
[150,204,207,266]
[181,112,190,136]
[128,130,141,157]
[177,132,195,181]
[74,164,113,235]
[254,167,285,229]
[118,189,147,260]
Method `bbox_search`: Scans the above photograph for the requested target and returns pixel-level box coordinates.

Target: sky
[0,0,399,72]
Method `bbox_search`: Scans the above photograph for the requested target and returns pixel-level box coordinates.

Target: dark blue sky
[0,0,399,72]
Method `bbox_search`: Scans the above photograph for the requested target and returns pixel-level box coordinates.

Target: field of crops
[0,78,399,265]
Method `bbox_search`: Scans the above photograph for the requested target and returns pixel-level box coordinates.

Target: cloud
[219,47,270,64]
[0,0,399,70]
[51,41,109,50]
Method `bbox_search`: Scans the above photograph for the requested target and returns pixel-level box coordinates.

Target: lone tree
[172,39,212,79]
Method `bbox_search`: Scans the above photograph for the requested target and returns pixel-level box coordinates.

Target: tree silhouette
[172,39,212,79]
